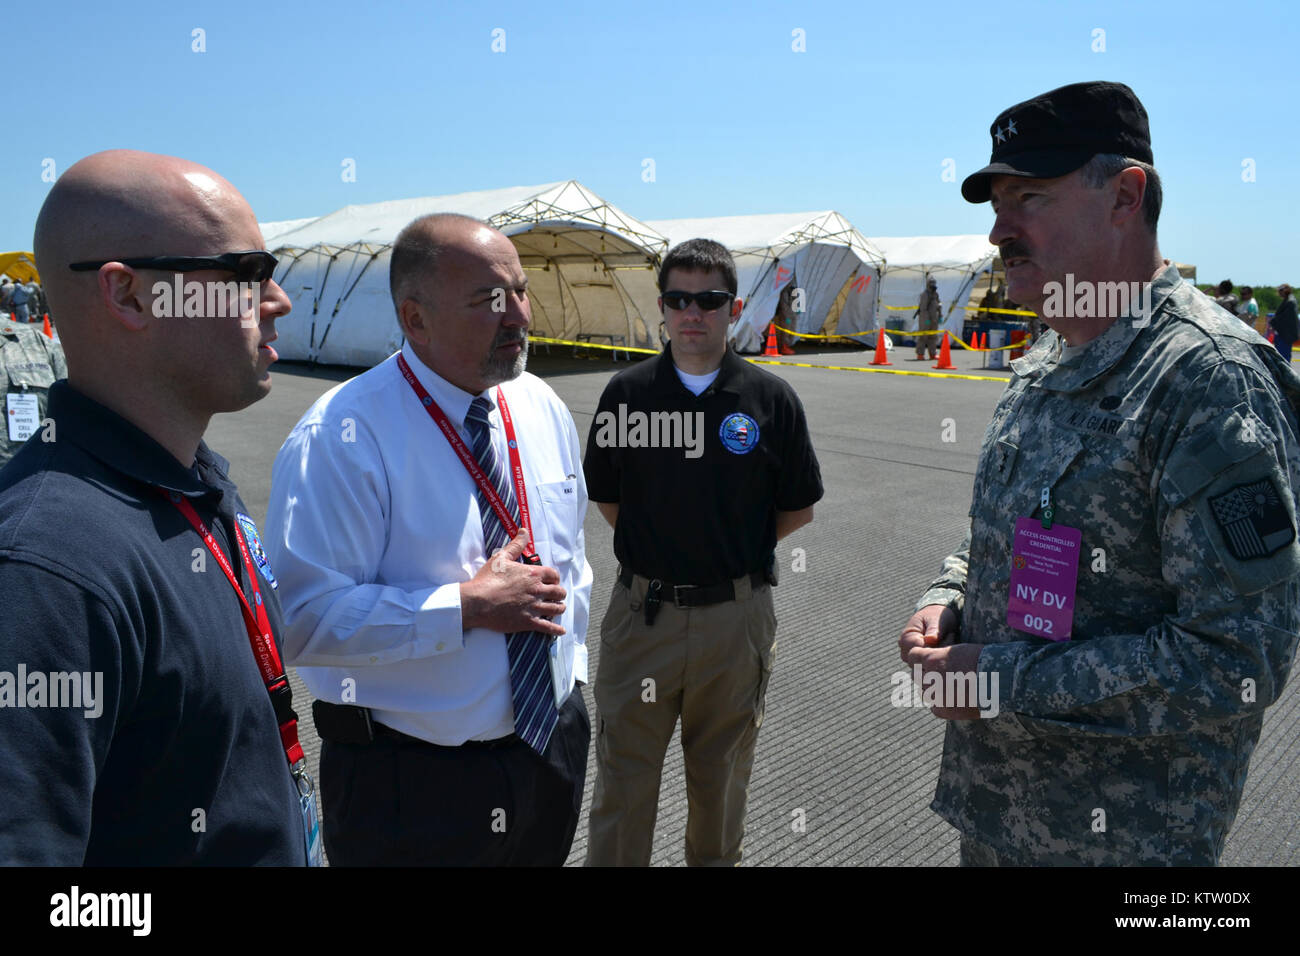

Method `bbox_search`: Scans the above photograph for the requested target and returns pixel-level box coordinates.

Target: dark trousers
[1276,337,1293,363]
[320,690,590,866]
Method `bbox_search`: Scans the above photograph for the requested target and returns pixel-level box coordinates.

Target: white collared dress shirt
[265,343,591,745]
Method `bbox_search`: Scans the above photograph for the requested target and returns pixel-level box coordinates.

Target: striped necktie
[464,396,559,754]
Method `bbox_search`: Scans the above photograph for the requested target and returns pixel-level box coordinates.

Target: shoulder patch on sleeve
[1160,404,1278,505]
[1208,479,1296,560]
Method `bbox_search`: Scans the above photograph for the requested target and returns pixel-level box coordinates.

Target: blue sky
[8,0,1297,282]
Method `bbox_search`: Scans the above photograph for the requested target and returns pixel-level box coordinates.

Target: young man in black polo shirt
[584,238,823,866]
[0,150,307,865]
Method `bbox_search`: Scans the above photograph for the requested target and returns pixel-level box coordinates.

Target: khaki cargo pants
[585,571,777,867]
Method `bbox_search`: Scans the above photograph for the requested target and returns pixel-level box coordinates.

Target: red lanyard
[161,490,305,768]
[397,353,537,561]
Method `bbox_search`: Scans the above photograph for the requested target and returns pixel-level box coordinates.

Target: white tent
[870,235,998,340]
[260,217,318,247]
[648,212,886,352]
[261,181,668,366]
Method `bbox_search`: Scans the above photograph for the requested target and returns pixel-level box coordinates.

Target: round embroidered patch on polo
[719,413,760,454]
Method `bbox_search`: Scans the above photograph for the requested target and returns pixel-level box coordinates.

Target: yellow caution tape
[775,322,952,340]
[769,321,1024,351]
[528,332,1024,369]
[961,304,1038,317]
[532,326,1030,355]
[953,336,1026,352]
[528,335,658,355]
[747,358,1008,382]
[881,302,1036,317]
[770,323,875,341]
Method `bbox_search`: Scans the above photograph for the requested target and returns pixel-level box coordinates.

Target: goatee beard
[481,331,528,386]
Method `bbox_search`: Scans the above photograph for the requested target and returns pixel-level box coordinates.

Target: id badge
[296,771,324,867]
[1006,517,1082,641]
[6,392,39,442]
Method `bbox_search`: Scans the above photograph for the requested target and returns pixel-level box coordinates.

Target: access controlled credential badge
[1006,517,1082,641]
[6,392,40,442]
[300,784,324,867]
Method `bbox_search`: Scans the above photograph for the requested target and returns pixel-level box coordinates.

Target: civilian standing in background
[1214,278,1240,317]
[1272,284,1298,363]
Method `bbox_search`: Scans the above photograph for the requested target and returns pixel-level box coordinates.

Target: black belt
[617,566,766,608]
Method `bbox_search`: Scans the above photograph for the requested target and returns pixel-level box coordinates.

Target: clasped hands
[898,604,985,720]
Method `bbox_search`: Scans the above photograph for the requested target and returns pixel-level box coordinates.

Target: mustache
[1000,240,1031,262]
[492,329,527,347]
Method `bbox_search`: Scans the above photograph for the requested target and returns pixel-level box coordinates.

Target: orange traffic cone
[978,331,987,349]
[42,314,53,338]
[932,331,956,369]
[969,330,979,350]
[869,328,891,366]
[764,323,779,357]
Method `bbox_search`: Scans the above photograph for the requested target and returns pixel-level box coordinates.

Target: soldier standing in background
[914,274,941,360]
[0,315,66,469]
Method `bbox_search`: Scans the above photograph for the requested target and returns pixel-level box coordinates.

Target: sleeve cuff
[413,583,467,656]
[976,641,1026,714]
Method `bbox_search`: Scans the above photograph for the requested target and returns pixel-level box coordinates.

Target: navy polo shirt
[584,343,823,585]
[0,382,306,865]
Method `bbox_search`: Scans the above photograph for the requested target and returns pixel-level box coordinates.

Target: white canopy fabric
[648,212,886,352]
[259,218,318,247]
[871,235,998,339]
[261,181,668,366]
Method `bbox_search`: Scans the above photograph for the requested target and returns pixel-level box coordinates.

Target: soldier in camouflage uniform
[1,316,66,470]
[898,81,1300,866]
[914,274,941,360]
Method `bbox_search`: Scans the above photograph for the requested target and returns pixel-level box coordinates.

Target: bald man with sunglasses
[0,149,311,865]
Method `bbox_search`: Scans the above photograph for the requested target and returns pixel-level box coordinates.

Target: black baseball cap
[961,81,1153,203]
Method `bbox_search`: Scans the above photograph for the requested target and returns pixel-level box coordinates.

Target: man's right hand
[460,529,567,637]
[898,604,959,662]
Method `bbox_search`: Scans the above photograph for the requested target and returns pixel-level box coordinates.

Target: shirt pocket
[1010,415,1087,507]
[968,385,1031,516]
[5,356,55,391]
[535,478,579,566]
[983,421,1087,524]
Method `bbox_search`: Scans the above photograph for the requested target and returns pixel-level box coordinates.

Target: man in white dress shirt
[265,213,592,866]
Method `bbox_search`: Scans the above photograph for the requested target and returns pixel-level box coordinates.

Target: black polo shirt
[0,382,305,865]
[584,343,823,585]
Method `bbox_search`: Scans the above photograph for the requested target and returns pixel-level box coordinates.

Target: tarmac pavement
[205,338,1300,866]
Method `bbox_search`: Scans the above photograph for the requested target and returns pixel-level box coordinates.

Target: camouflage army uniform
[915,285,942,359]
[917,263,1300,865]
[1,319,66,469]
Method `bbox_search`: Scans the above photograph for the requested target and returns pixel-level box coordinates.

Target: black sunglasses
[661,289,734,312]
[69,250,279,284]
